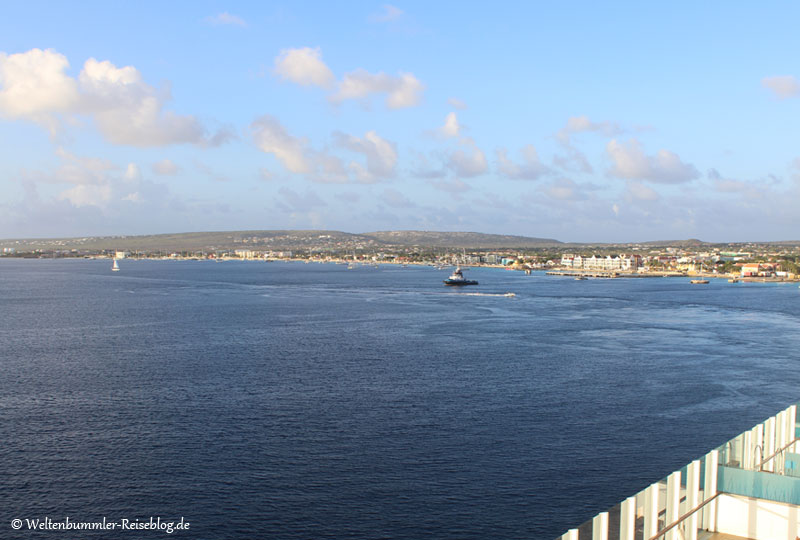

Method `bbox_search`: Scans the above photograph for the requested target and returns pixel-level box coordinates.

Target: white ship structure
[557,402,799,540]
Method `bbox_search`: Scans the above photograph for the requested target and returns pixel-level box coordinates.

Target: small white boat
[112,258,120,272]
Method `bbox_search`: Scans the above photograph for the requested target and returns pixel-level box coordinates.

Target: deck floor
[698,533,754,540]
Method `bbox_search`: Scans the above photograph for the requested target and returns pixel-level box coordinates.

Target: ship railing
[557,401,798,540]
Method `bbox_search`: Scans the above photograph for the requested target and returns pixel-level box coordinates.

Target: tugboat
[444,267,478,286]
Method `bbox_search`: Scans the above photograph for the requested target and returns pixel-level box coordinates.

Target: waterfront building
[740,263,775,278]
[561,254,641,272]
[557,402,799,540]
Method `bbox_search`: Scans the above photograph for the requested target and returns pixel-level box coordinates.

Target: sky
[1,1,800,242]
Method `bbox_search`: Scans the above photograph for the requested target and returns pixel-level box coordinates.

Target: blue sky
[2,2,800,242]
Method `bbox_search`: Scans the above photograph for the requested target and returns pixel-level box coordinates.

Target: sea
[1,259,799,539]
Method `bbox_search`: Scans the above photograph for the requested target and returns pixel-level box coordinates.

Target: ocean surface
[2,259,799,539]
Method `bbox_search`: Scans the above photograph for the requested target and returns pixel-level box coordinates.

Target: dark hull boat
[443,267,478,286]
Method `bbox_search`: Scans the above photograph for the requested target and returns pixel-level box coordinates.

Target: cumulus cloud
[44,148,117,186]
[0,48,79,132]
[273,47,335,88]
[708,168,761,195]
[438,112,461,138]
[369,4,404,22]
[204,12,247,27]
[272,46,424,109]
[251,115,313,174]
[447,138,487,177]
[21,149,160,209]
[0,48,225,146]
[334,130,397,180]
[762,75,800,99]
[251,115,383,184]
[331,69,424,109]
[557,115,622,143]
[496,144,549,180]
[152,159,180,175]
[607,138,699,184]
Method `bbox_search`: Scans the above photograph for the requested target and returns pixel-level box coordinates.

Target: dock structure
[557,402,799,540]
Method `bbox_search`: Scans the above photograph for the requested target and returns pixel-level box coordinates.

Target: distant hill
[3,230,797,253]
[0,229,563,252]
[637,238,709,247]
[362,230,562,248]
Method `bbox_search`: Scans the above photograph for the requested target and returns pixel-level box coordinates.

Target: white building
[561,254,641,271]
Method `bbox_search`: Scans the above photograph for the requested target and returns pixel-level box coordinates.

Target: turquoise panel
[785,453,800,478]
[718,466,800,505]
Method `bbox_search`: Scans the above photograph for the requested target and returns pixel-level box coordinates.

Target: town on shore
[2,229,799,283]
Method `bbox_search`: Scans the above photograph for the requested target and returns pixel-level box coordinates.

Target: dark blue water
[1,260,799,539]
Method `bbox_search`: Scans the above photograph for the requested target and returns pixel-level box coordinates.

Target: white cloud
[447,97,467,110]
[80,58,209,147]
[272,46,424,109]
[430,179,471,198]
[314,152,350,184]
[496,144,549,180]
[273,47,334,88]
[0,48,224,146]
[447,138,487,177]
[543,178,586,201]
[250,115,355,184]
[124,163,141,181]
[331,69,424,109]
[251,115,313,174]
[438,112,461,138]
[607,138,699,184]
[59,183,113,207]
[204,12,247,27]
[22,149,158,209]
[152,159,180,175]
[762,75,800,99]
[334,130,397,180]
[0,48,79,132]
[46,148,116,185]
[557,115,622,143]
[369,4,404,22]
[625,180,660,201]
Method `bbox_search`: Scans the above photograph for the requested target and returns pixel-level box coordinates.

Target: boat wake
[457,292,516,298]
